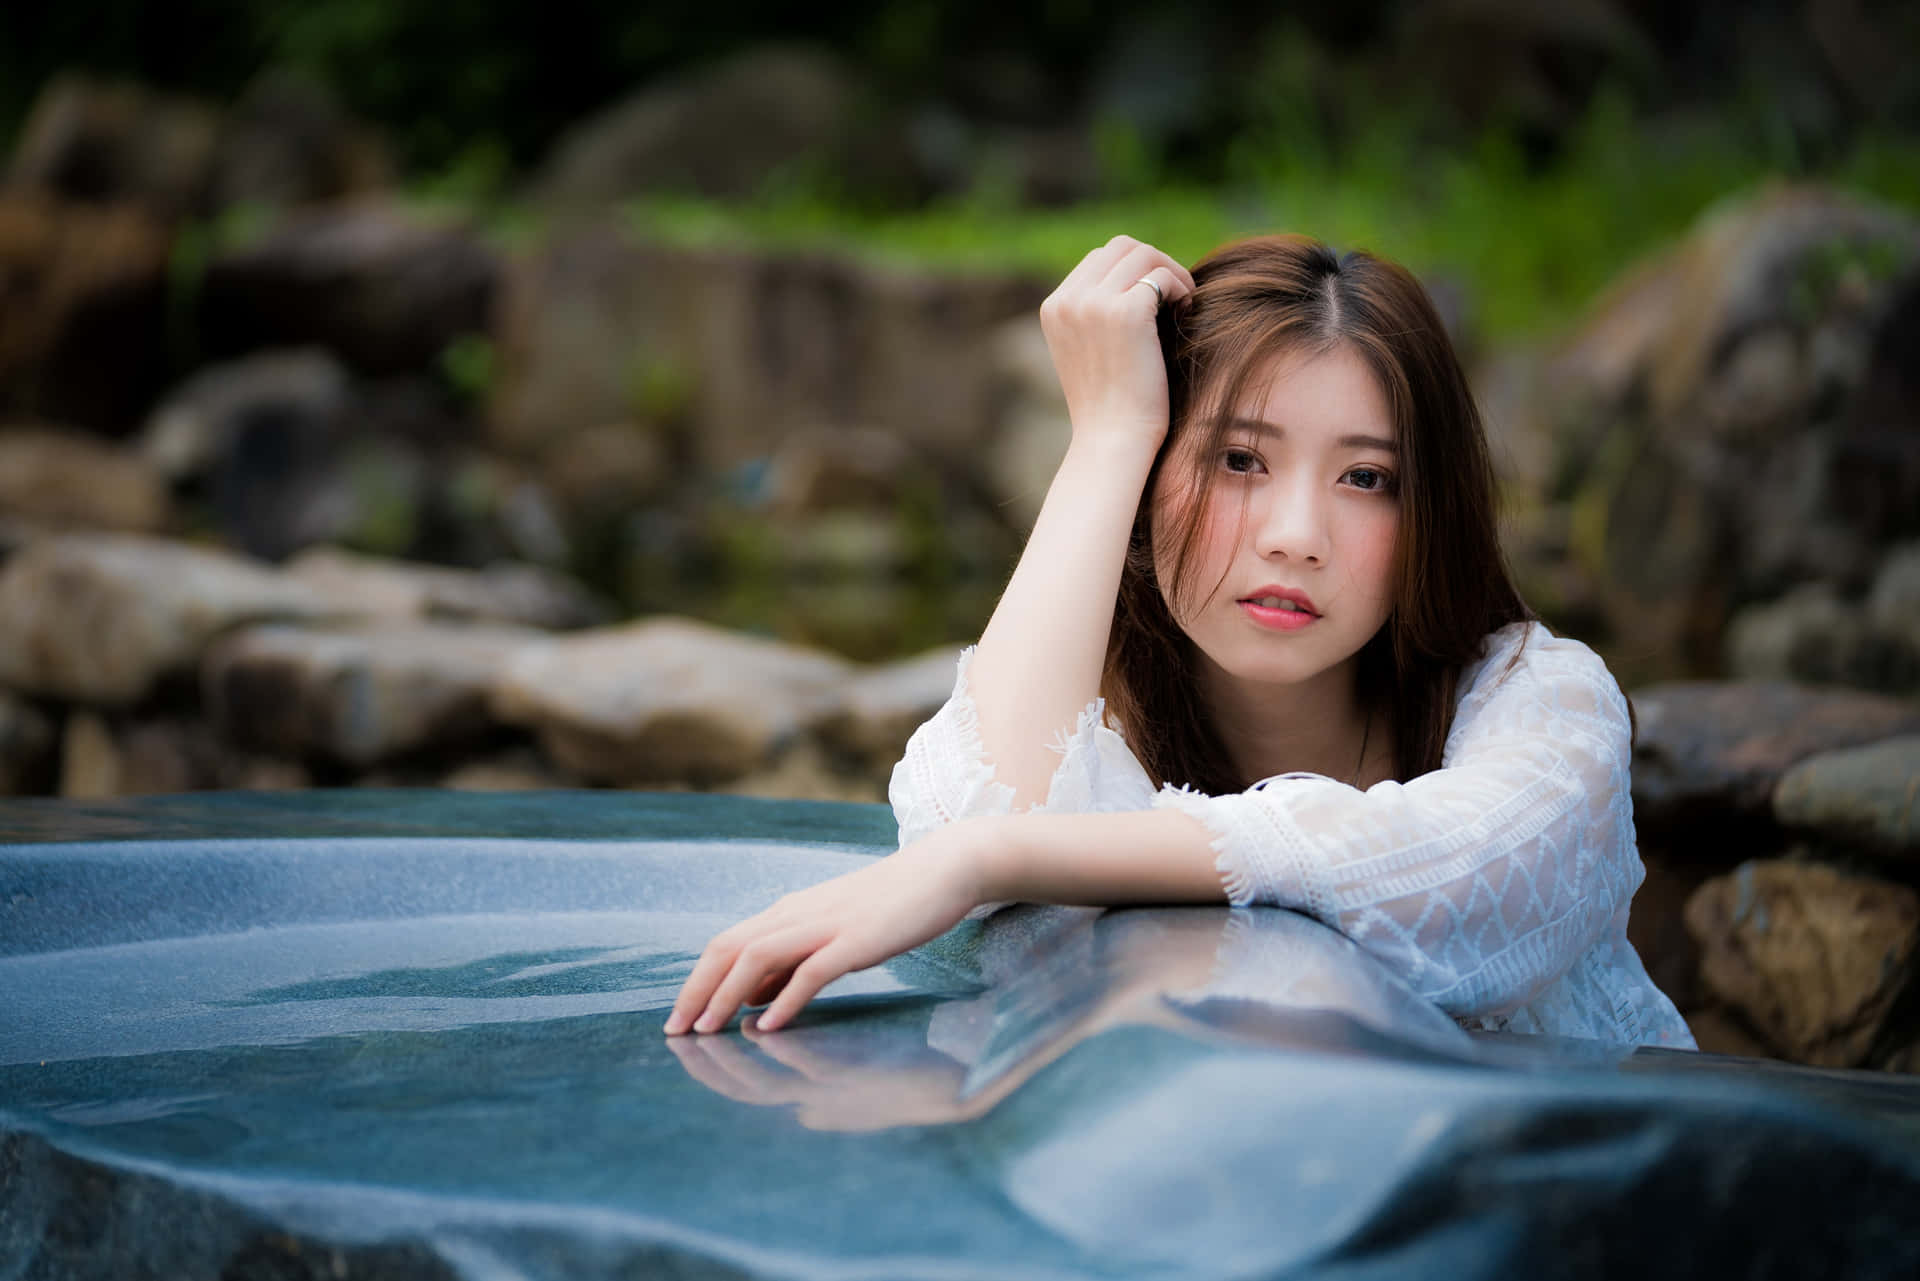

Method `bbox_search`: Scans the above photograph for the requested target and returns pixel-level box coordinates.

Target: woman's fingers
[664,931,745,1034]
[694,925,830,1034]
[1056,233,1142,295]
[1134,265,1192,308]
[755,944,858,1032]
[1096,242,1195,299]
[746,968,794,1009]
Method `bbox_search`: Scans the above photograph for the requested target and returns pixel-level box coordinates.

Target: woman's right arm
[965,235,1194,808]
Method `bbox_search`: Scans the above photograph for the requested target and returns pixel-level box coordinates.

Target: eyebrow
[1223,417,1397,453]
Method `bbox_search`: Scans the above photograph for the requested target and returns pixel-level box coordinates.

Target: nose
[1251,479,1328,565]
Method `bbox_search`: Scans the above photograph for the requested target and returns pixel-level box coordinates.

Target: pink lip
[1237,585,1319,632]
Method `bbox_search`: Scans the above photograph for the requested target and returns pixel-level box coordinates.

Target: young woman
[666,233,1695,1049]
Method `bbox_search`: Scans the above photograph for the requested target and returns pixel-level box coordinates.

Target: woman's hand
[1039,234,1196,454]
[664,820,997,1036]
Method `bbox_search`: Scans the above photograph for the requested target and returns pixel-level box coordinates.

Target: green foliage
[618,97,1920,343]
[437,333,497,410]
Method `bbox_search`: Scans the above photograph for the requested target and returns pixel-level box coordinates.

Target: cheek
[1343,509,1400,603]
[1151,485,1240,620]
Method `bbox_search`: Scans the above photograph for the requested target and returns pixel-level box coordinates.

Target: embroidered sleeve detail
[1152,624,1652,1021]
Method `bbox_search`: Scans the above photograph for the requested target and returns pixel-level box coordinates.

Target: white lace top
[889,620,1696,1049]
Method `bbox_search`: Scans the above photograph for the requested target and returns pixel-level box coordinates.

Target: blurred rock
[985,316,1070,532]
[535,46,918,205]
[487,228,700,458]
[0,192,172,433]
[207,70,392,211]
[442,748,569,792]
[287,546,606,629]
[536,422,672,523]
[1630,681,1920,834]
[718,738,885,805]
[142,348,352,482]
[198,202,498,376]
[1725,583,1920,695]
[1870,542,1920,637]
[0,534,344,704]
[815,646,964,770]
[1684,858,1920,1067]
[761,426,917,517]
[7,74,219,217]
[1774,736,1920,857]
[1830,270,1920,545]
[1682,1005,1776,1061]
[57,710,120,798]
[1549,186,1920,670]
[491,618,852,786]
[59,709,308,798]
[0,691,57,796]
[490,223,1045,475]
[205,621,539,769]
[0,427,170,532]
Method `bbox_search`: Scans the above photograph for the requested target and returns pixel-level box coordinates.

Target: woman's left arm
[664,807,1224,1034]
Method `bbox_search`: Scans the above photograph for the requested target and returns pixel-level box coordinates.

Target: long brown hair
[1103,234,1531,792]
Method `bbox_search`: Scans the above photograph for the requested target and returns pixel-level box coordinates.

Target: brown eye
[1344,466,1395,493]
[1222,449,1261,475]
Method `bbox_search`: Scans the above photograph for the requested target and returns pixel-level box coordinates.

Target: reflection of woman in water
[668,233,1694,1049]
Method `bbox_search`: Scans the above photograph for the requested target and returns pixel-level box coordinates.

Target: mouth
[1242,595,1316,615]
[1236,588,1320,633]
[1237,587,1319,617]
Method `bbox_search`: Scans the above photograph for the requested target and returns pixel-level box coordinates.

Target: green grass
[593,104,1920,345]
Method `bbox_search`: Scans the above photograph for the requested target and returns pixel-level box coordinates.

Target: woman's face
[1150,342,1400,703]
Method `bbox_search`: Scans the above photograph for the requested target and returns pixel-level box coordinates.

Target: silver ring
[1136,277,1163,307]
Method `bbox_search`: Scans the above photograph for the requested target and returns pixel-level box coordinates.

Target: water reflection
[671,905,1480,1132]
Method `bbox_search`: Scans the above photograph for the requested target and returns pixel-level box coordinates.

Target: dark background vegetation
[6,0,1915,186]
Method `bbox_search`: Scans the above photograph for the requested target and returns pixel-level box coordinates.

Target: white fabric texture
[888,620,1695,1049]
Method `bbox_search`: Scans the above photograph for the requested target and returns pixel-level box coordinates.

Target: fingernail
[694,1015,717,1033]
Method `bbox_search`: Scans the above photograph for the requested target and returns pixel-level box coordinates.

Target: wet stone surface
[4,791,1920,1280]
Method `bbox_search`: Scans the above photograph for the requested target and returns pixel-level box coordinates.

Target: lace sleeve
[1154,624,1644,1020]
[888,648,1156,848]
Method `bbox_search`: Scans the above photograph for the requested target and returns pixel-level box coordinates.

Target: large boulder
[1684,859,1920,1067]
[1547,186,1920,671]
[204,621,541,769]
[1630,680,1920,834]
[0,427,171,533]
[0,192,172,433]
[489,222,1046,474]
[490,617,852,785]
[197,203,499,376]
[0,534,346,705]
[1724,582,1920,695]
[6,74,220,217]
[285,547,606,630]
[1773,736,1920,858]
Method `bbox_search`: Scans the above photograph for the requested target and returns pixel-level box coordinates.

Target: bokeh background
[2,0,1919,1068]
